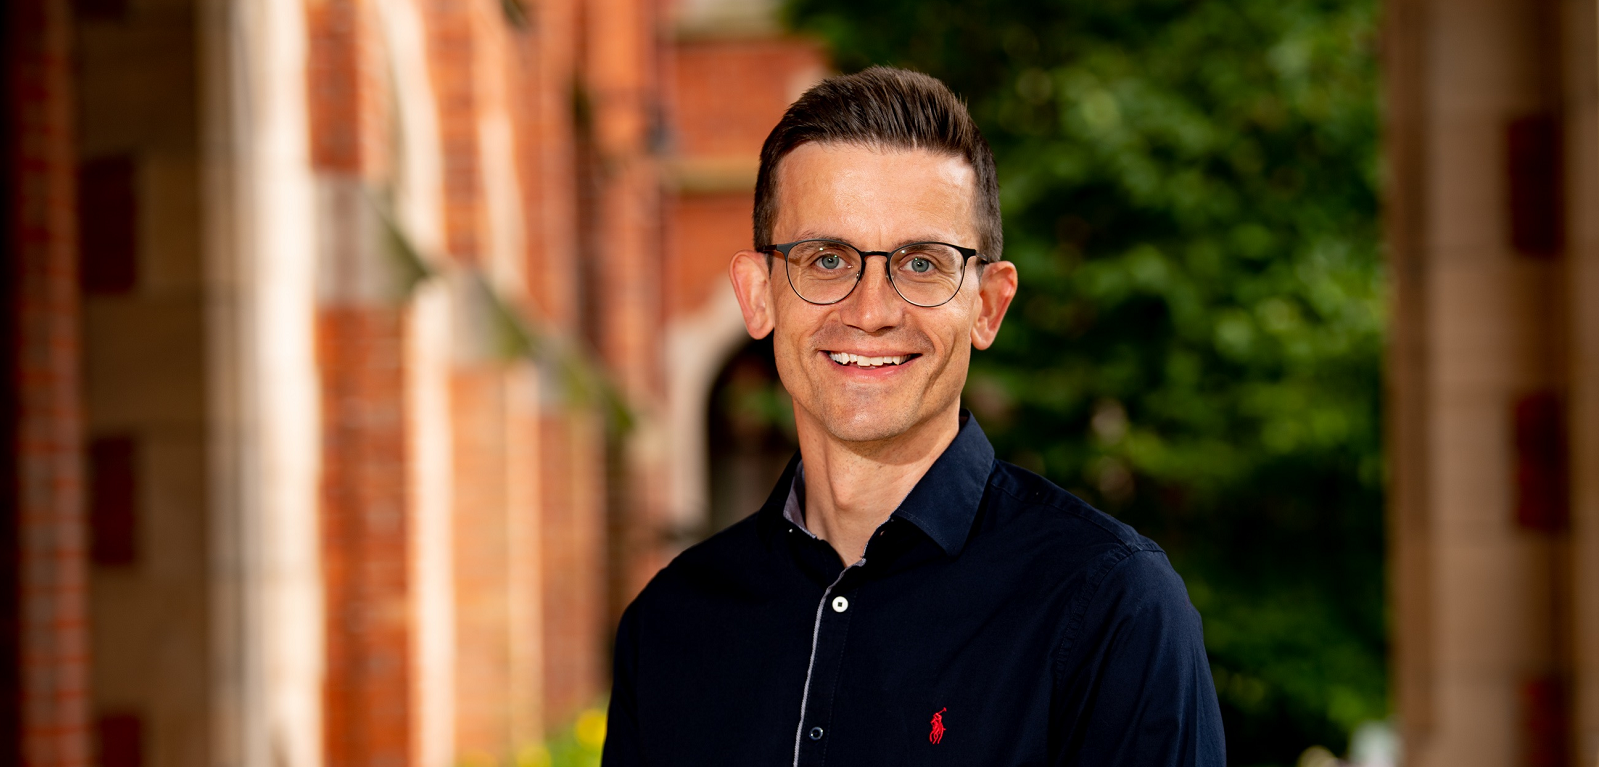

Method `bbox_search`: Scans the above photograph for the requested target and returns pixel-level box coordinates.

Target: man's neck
[795,404,962,565]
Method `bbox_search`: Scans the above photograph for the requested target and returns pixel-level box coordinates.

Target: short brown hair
[753,66,1003,260]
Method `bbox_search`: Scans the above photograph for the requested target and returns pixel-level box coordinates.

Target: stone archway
[662,287,802,541]
[704,336,798,533]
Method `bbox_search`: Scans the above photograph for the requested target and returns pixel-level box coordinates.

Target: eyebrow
[786,231,964,250]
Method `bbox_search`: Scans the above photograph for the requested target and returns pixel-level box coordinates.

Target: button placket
[792,565,862,766]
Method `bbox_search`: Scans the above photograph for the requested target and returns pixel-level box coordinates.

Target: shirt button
[831,596,849,613]
[809,726,824,740]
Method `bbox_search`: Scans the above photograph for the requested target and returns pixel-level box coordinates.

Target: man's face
[731,142,1016,445]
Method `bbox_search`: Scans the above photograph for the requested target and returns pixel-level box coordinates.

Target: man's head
[729,67,1018,448]
[752,67,1003,260]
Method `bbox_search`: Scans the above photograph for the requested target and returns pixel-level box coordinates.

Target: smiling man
[602,67,1224,766]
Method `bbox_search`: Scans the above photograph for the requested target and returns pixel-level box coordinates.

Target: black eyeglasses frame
[760,239,990,308]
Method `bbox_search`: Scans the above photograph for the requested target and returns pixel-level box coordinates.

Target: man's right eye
[817,254,844,270]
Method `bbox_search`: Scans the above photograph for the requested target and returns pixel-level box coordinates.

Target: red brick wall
[665,192,754,316]
[308,3,414,766]
[515,0,615,730]
[579,0,677,633]
[583,0,664,400]
[306,0,362,172]
[514,0,620,728]
[0,1,822,765]
[318,307,413,767]
[5,2,93,766]
[306,0,389,177]
[449,369,511,758]
[538,411,606,728]
[516,0,580,331]
[300,0,817,756]
[421,0,484,265]
[671,39,825,159]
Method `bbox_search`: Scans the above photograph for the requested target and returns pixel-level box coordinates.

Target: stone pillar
[1560,0,1599,761]
[1386,0,1591,764]
[198,0,324,764]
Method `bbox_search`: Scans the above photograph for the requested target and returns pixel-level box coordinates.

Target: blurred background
[3,0,1597,765]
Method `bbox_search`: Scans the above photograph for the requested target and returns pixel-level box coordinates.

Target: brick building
[26,0,1599,765]
[2,0,821,764]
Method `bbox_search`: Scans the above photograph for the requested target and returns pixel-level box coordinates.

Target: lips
[825,351,920,368]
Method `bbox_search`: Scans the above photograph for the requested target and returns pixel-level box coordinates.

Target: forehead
[771,142,979,247]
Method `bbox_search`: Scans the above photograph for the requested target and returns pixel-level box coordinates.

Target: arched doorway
[705,337,800,533]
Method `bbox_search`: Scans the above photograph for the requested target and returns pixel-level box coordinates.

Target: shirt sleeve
[1050,548,1225,767]
[600,604,643,767]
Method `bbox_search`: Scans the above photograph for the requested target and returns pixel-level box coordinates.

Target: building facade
[2,0,821,765]
[26,0,1599,765]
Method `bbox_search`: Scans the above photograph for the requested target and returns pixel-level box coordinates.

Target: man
[603,66,1224,766]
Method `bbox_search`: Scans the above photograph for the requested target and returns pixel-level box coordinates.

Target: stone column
[1386,0,1588,764]
[1560,0,1599,760]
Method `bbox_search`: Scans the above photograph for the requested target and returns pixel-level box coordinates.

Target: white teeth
[827,352,909,368]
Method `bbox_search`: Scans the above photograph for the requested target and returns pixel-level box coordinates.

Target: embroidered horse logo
[929,707,947,744]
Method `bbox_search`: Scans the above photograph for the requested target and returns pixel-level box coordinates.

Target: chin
[815,402,923,445]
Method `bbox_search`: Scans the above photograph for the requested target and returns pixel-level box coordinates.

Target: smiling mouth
[826,351,920,369]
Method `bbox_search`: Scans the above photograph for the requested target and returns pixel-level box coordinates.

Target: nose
[837,253,903,333]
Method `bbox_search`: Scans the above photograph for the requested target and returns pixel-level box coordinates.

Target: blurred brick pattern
[5,0,1598,764]
[449,368,511,757]
[318,307,413,767]
[539,411,606,729]
[5,1,93,766]
[2,0,826,764]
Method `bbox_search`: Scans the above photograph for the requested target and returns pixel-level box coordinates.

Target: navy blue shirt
[602,414,1224,766]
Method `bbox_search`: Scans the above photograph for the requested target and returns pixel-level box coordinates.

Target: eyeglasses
[762,239,989,308]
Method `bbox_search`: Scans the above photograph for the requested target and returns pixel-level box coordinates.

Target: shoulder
[625,511,770,617]
[978,461,1198,639]
[982,459,1165,561]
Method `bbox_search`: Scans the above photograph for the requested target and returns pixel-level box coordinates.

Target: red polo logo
[929,708,947,744]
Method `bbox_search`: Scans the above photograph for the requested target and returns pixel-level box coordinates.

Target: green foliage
[504,707,607,767]
[783,0,1385,762]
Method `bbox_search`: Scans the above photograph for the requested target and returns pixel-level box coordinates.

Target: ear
[729,249,776,339]
[969,260,1018,350]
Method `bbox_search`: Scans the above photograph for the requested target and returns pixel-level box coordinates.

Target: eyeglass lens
[783,240,968,306]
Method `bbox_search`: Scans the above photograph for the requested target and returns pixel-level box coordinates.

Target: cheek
[933,309,977,359]
[934,339,972,381]
[769,316,817,389]
[772,343,805,393]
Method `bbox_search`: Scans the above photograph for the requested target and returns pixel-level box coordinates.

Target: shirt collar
[889,411,995,556]
[765,411,996,557]
[781,463,813,538]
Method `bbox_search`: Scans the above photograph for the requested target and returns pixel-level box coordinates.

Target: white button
[831,596,849,613]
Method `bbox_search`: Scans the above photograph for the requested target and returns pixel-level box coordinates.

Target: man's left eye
[909,258,932,273]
